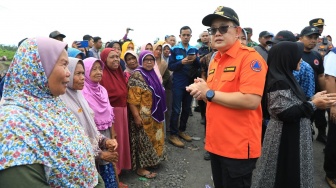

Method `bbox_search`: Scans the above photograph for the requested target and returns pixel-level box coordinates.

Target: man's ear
[236,26,242,38]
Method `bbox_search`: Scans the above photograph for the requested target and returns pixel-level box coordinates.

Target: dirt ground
[119,104,329,188]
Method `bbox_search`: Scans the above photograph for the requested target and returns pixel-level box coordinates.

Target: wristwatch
[206,90,215,102]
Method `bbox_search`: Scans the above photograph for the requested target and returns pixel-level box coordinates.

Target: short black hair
[93,37,101,43]
[180,26,192,34]
[107,41,122,49]
[83,35,92,41]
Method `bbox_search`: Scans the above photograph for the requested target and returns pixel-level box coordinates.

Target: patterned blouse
[0,38,98,187]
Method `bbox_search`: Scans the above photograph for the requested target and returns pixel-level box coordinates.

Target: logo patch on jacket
[250,60,262,72]
[224,66,236,72]
[314,59,319,65]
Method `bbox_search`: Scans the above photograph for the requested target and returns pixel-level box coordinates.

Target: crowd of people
[0,5,336,188]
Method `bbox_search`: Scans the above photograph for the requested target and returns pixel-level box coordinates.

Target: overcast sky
[1,0,335,47]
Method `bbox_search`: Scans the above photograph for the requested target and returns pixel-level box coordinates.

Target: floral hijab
[0,38,98,187]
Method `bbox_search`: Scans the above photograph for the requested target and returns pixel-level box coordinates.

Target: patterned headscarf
[0,38,98,187]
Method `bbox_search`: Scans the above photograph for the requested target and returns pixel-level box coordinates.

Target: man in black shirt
[299,26,327,144]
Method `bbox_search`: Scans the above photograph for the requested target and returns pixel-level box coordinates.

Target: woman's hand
[106,138,118,151]
[330,106,336,123]
[134,115,142,127]
[100,151,118,163]
[312,92,336,109]
[312,90,327,100]
[72,41,79,48]
[186,78,209,100]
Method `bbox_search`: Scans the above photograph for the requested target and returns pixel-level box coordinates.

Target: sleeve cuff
[308,101,317,111]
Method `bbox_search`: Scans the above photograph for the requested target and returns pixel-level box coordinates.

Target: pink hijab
[82,57,114,131]
[37,37,67,77]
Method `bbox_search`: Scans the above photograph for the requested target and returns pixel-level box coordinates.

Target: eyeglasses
[207,25,236,35]
[143,58,155,63]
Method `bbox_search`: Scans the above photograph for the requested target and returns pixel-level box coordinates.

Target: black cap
[309,18,325,27]
[187,48,197,55]
[259,31,273,38]
[244,27,252,34]
[266,30,296,45]
[300,26,321,36]
[202,6,240,26]
[49,30,66,39]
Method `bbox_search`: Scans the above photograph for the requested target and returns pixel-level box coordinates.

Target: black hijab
[265,41,306,102]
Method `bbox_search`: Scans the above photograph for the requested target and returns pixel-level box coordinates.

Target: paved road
[120,104,329,187]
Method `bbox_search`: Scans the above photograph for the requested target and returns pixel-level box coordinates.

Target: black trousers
[324,111,336,178]
[312,109,327,131]
[209,153,257,188]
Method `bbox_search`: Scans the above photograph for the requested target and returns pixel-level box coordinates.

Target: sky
[0,0,335,47]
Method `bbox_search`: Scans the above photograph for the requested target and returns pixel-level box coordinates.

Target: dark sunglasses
[207,25,236,35]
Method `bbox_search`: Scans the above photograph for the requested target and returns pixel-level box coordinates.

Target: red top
[100,48,127,107]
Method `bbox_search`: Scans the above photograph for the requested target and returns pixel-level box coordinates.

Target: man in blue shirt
[168,26,200,148]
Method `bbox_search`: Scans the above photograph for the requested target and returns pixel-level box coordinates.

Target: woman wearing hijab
[140,43,163,84]
[140,42,154,52]
[252,41,336,188]
[127,50,167,178]
[153,43,170,88]
[123,50,139,83]
[121,41,135,61]
[82,57,118,187]
[100,48,132,175]
[0,38,100,187]
[153,43,172,136]
[162,43,171,65]
[59,57,119,188]
[67,47,85,59]
[107,41,126,71]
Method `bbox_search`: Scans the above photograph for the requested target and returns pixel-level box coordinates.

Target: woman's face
[106,50,120,70]
[112,43,121,56]
[48,50,70,96]
[89,61,103,83]
[127,43,134,51]
[125,53,138,70]
[142,55,155,71]
[163,46,170,57]
[146,44,153,51]
[154,45,162,58]
[239,31,247,46]
[72,63,85,90]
